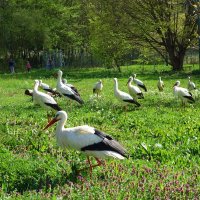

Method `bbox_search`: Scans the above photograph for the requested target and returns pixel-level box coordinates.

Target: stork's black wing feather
[63,93,84,104]
[45,103,62,111]
[70,86,80,96]
[138,84,147,92]
[123,99,141,107]
[184,95,195,103]
[81,129,128,158]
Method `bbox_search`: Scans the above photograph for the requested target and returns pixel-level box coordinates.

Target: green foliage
[88,0,199,70]
[0,0,198,72]
[0,0,90,71]
[89,3,132,70]
[0,66,200,198]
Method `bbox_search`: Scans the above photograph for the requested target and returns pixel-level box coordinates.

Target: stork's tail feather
[184,95,195,103]
[63,93,84,105]
[139,84,147,92]
[123,99,141,107]
[138,93,144,99]
[77,98,84,105]
[45,103,62,111]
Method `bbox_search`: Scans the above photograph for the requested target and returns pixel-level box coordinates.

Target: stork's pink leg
[87,156,93,175]
[78,157,103,177]
[94,157,103,166]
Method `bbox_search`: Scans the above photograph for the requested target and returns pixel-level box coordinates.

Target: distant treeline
[0,0,199,72]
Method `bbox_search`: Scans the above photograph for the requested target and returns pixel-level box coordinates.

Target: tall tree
[88,0,199,71]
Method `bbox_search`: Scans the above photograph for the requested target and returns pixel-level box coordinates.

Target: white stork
[114,78,140,107]
[188,77,196,91]
[33,80,62,120]
[93,80,103,97]
[56,70,84,104]
[62,79,80,96]
[173,81,195,105]
[44,111,128,174]
[126,76,144,99]
[132,74,147,92]
[157,77,164,92]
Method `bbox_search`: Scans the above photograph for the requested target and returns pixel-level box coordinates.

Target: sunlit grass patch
[0,66,199,198]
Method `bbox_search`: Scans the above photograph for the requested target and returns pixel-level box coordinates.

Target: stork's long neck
[173,84,179,91]
[34,82,39,92]
[56,117,67,133]
[57,74,63,86]
[114,80,118,92]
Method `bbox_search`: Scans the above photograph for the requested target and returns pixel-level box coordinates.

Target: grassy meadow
[0,65,200,199]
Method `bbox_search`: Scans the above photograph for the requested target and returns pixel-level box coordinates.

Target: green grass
[0,65,200,199]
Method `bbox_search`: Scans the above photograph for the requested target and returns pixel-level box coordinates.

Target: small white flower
[155,143,162,148]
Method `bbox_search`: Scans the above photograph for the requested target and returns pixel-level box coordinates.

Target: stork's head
[159,77,161,80]
[173,80,180,87]
[188,76,191,80]
[57,70,63,77]
[44,111,67,130]
[132,74,136,78]
[99,79,102,83]
[25,89,33,96]
[34,80,40,86]
[113,78,117,82]
[126,76,133,85]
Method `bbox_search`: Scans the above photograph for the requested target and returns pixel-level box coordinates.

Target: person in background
[47,58,53,69]
[9,58,15,74]
[26,60,31,72]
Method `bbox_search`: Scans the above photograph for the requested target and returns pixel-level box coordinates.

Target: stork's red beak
[43,118,59,130]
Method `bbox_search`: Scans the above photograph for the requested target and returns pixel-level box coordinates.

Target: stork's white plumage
[173,81,195,105]
[40,81,53,92]
[157,77,164,92]
[127,76,144,99]
[44,111,128,174]
[33,80,62,112]
[93,80,103,97]
[188,77,196,91]
[114,78,140,107]
[132,74,147,92]
[56,70,84,104]
[62,79,80,96]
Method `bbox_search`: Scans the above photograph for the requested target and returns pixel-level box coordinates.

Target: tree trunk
[116,63,121,73]
[168,49,186,71]
[112,58,121,72]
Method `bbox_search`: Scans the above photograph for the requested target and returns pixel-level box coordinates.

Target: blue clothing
[9,60,15,73]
